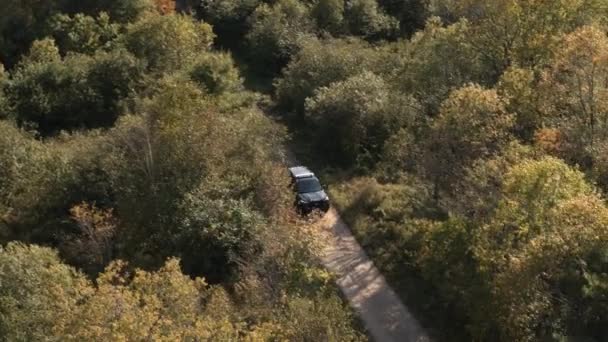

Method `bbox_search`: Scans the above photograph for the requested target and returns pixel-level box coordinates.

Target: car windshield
[297,178,322,193]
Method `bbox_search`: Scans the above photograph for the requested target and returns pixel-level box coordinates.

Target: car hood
[298,190,329,203]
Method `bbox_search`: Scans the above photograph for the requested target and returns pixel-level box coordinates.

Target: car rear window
[297,178,322,193]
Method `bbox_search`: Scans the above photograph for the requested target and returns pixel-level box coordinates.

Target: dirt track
[316,209,431,342]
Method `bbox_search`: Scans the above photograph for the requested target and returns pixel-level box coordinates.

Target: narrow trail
[314,209,431,342]
[284,149,430,341]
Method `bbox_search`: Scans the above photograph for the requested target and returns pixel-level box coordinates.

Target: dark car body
[289,166,330,214]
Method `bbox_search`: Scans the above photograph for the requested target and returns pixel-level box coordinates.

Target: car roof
[295,175,320,183]
[289,166,315,179]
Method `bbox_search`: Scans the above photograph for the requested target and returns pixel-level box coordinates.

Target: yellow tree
[541,25,608,165]
[426,84,514,196]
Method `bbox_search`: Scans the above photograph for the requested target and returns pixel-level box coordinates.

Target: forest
[2,0,608,341]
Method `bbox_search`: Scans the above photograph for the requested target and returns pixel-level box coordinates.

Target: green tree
[378,0,428,36]
[305,71,419,167]
[345,0,399,40]
[472,158,606,340]
[0,63,8,118]
[275,37,389,113]
[175,187,265,281]
[0,0,64,67]
[66,0,155,23]
[245,0,315,72]
[47,12,119,55]
[0,121,112,244]
[395,17,486,114]
[448,142,535,221]
[312,0,345,34]
[490,195,608,341]
[189,52,244,96]
[8,48,143,134]
[477,157,594,266]
[199,0,262,47]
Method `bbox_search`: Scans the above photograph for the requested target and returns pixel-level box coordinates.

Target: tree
[496,67,542,141]
[8,48,144,134]
[489,194,608,341]
[426,84,514,195]
[47,12,119,55]
[305,71,419,167]
[0,121,113,245]
[65,0,155,23]
[245,0,315,72]
[122,13,214,73]
[429,0,608,77]
[395,17,487,114]
[477,157,594,265]
[378,0,428,36]
[345,0,400,40]
[0,242,89,341]
[0,63,8,118]
[105,80,216,265]
[0,0,64,67]
[198,0,262,47]
[467,156,608,340]
[16,38,61,67]
[60,203,118,276]
[175,187,265,282]
[275,37,389,113]
[311,0,345,34]
[540,25,608,169]
[448,142,535,221]
[189,52,244,96]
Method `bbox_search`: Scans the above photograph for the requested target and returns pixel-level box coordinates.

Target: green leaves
[8,48,143,134]
[245,0,315,71]
[48,12,119,55]
[305,71,415,167]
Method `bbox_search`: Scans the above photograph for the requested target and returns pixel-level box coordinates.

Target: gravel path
[316,209,431,342]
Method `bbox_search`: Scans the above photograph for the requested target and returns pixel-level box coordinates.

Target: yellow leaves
[534,128,562,155]
[542,25,608,133]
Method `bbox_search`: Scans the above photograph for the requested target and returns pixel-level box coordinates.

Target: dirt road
[316,209,431,342]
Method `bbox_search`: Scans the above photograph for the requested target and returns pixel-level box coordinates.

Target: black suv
[289,166,330,214]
